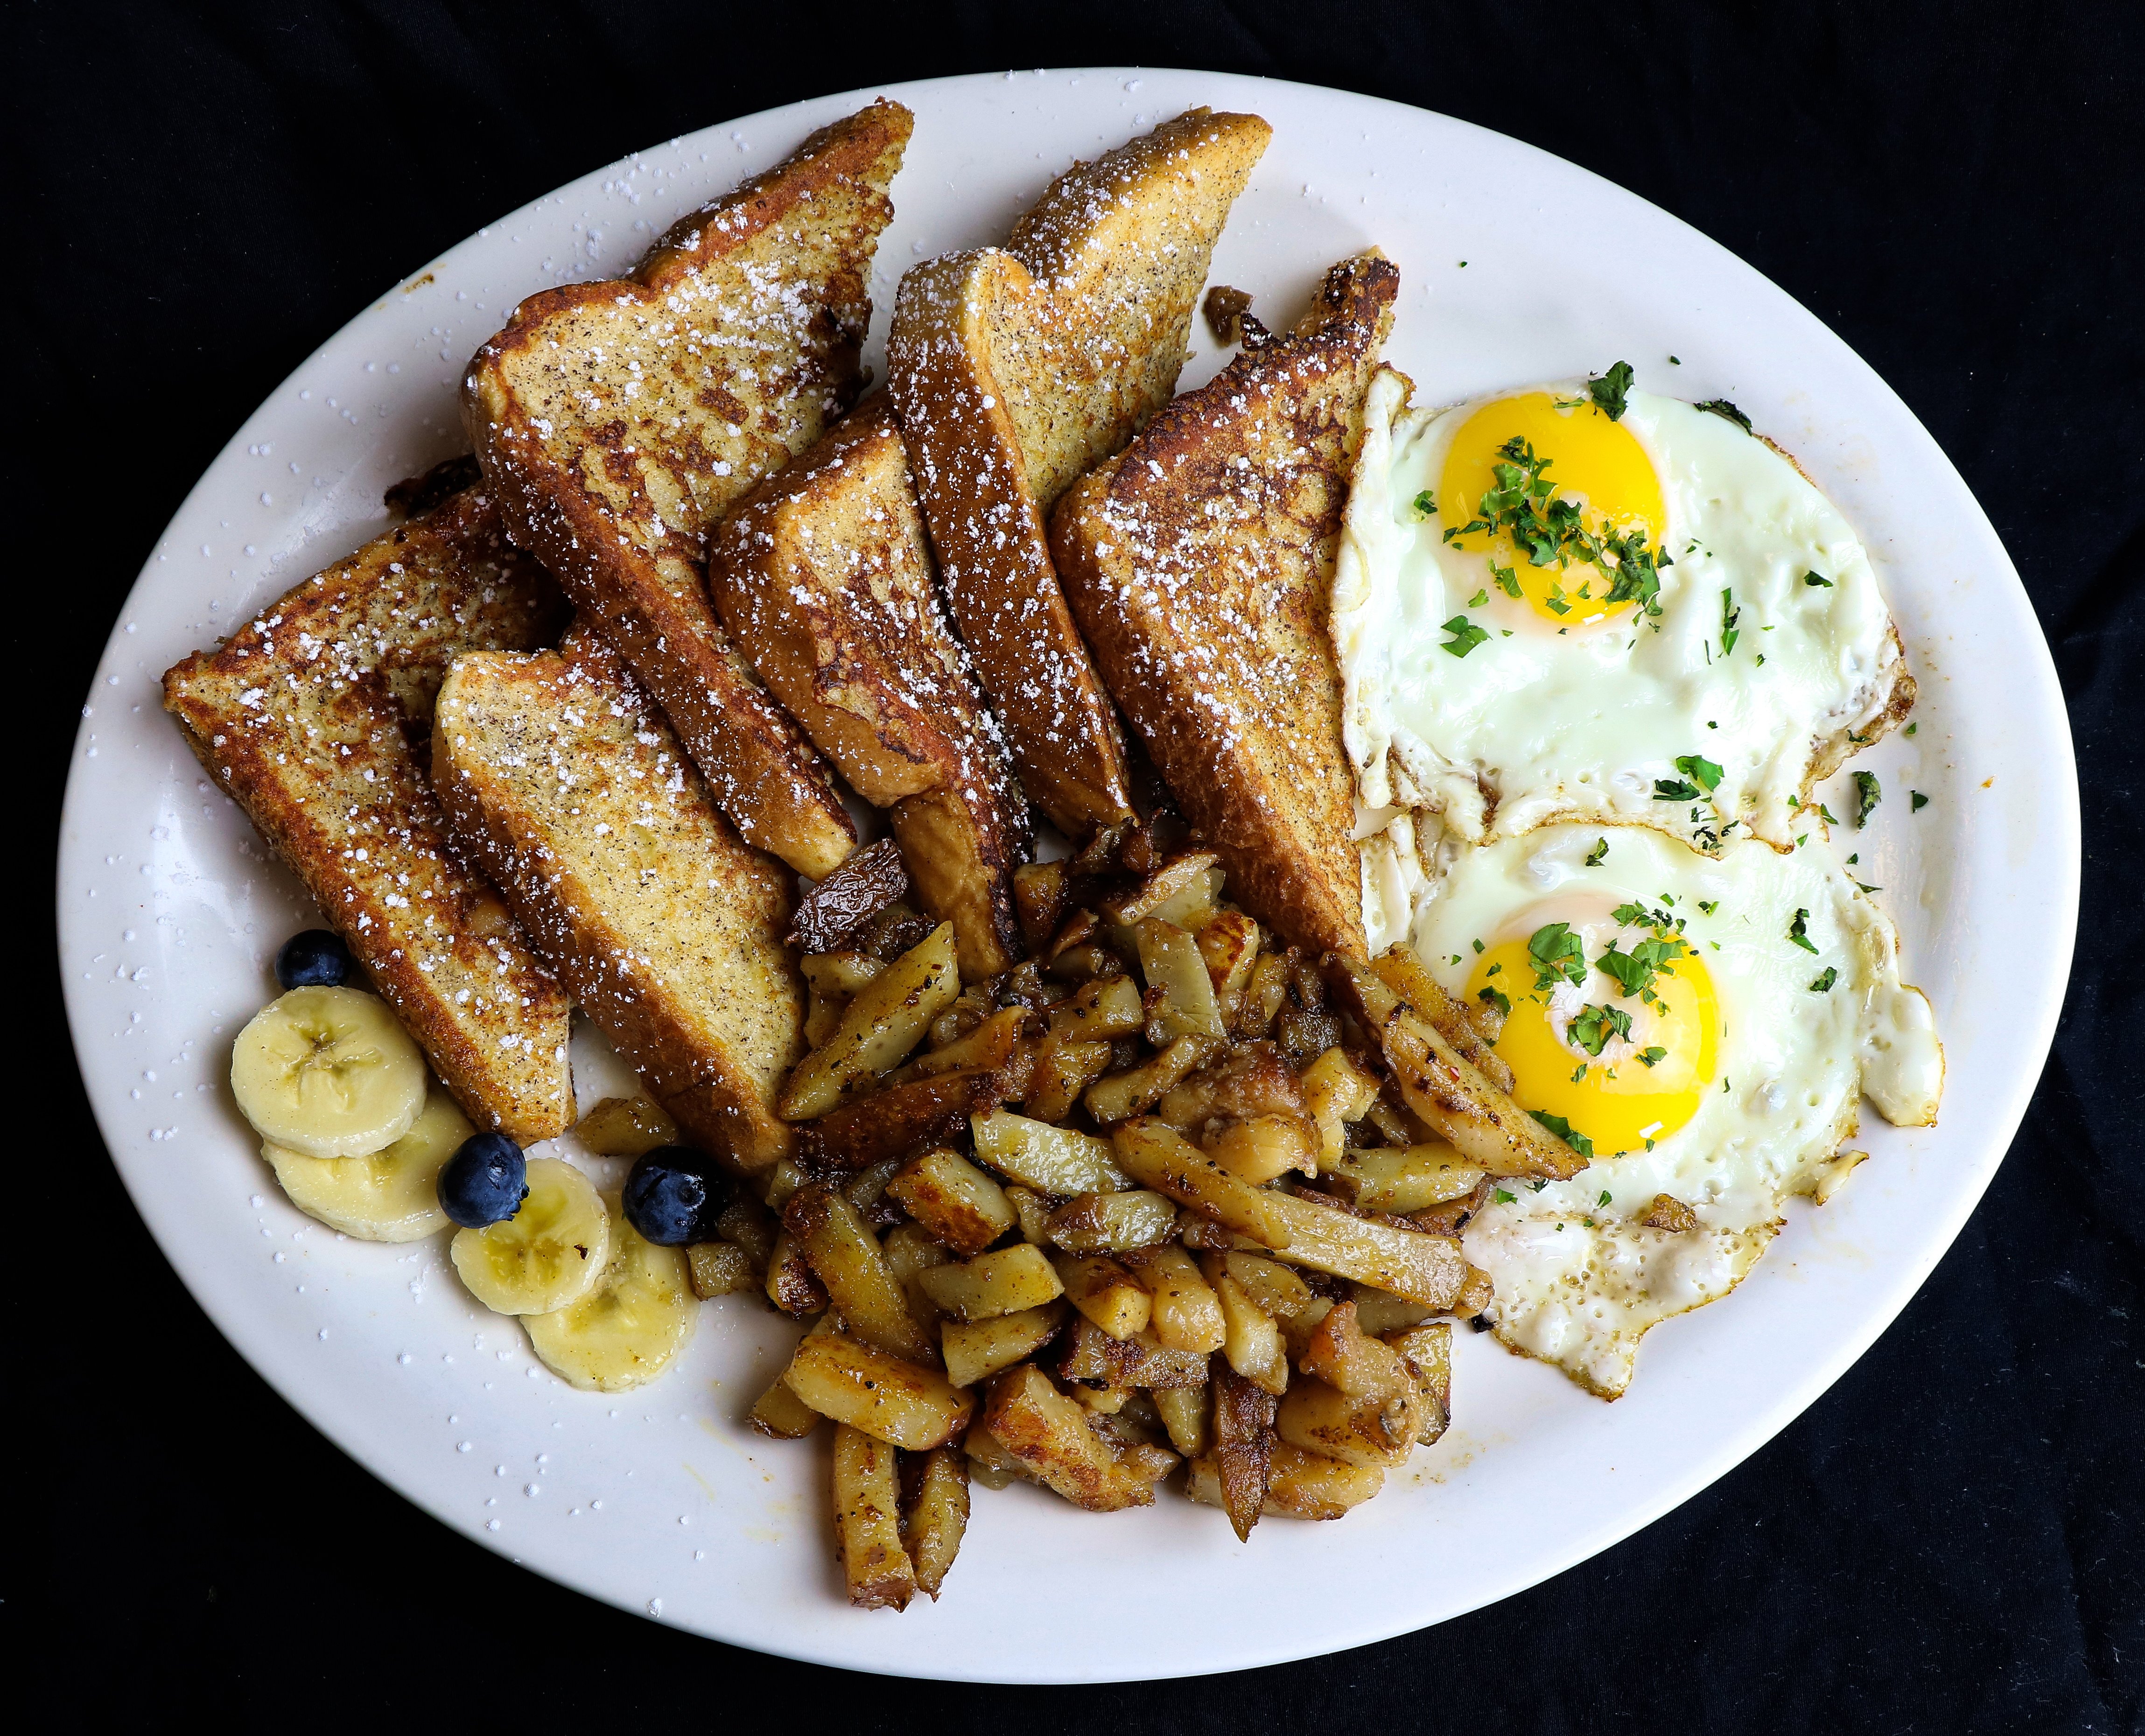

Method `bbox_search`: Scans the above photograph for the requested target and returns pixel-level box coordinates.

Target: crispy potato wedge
[1325,1144,1485,1213]
[1350,1284,1434,1336]
[784,1329,974,1450]
[1200,1113,1318,1183]
[1641,1192,1701,1232]
[801,951,885,1048]
[898,1005,1032,1083]
[1120,1244,1226,1354]
[1012,861,1071,952]
[1195,912,1261,1025]
[917,1242,1065,1321]
[973,1108,1130,1194]
[783,1183,937,1365]
[1208,1363,1279,1540]
[750,1316,834,1438]
[574,1095,680,1158]
[1047,974,1146,1043]
[798,1067,1022,1171]
[981,1364,1170,1512]
[1239,951,1290,1038]
[1201,1251,1290,1394]
[765,1228,830,1316]
[1083,1035,1214,1125]
[1297,1298,1406,1398]
[1387,1320,1452,1446]
[1024,1036,1113,1122]
[1004,1183,1054,1246]
[779,922,961,1120]
[1153,1383,1210,1456]
[1111,1119,1295,1246]
[1045,1189,1178,1254]
[901,1445,970,1599]
[1368,945,1515,1092]
[1275,1375,1420,1469]
[1300,1046,1383,1166]
[1218,1250,1314,1321]
[715,1193,778,1268]
[1136,919,1227,1042]
[1052,1315,1211,1390]
[686,1240,759,1298]
[1187,1441,1384,1520]
[1102,851,1222,928]
[941,1300,1067,1388]
[881,1221,952,1325]
[888,1147,1017,1256]
[1052,1253,1152,1340]
[833,1424,916,1610]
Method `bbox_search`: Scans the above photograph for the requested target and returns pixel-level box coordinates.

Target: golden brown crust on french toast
[1051,252,1399,958]
[433,629,804,1169]
[463,99,916,880]
[707,398,1029,980]
[162,488,576,1141]
[888,108,1271,836]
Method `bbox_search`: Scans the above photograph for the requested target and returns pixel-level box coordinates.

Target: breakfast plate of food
[59,68,2077,1680]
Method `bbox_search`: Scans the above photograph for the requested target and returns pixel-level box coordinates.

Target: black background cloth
[19,2,2142,1729]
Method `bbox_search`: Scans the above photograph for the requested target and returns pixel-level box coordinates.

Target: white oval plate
[60,69,2077,1681]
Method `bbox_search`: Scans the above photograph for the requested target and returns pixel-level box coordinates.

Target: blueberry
[438,1133,527,1228]
[622,1147,730,1246]
[276,929,353,990]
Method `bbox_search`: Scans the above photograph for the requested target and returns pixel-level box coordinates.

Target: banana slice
[525,1203,697,1392]
[231,986,428,1158]
[451,1157,611,1315]
[263,1088,473,1242]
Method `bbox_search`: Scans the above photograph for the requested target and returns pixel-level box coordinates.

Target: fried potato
[1219,1250,1314,1321]
[750,1316,835,1439]
[963,1422,1034,1490]
[881,1220,953,1325]
[1350,1284,1434,1336]
[1003,1183,1055,1245]
[765,1228,830,1316]
[1256,1191,1469,1309]
[1368,945,1515,1092]
[898,1005,1032,1082]
[1200,1113,1318,1184]
[783,1183,937,1365]
[1047,974,1146,1043]
[1111,1119,1295,1246]
[1084,1035,1216,1126]
[1277,1377,1420,1470]
[784,1329,974,1450]
[1267,1443,1385,1519]
[1325,1144,1485,1213]
[714,1192,778,1268]
[833,1424,916,1610]
[574,1094,680,1157]
[1152,1383,1210,1457]
[1012,860,1072,952]
[901,1445,970,1600]
[686,1240,758,1298]
[973,1108,1130,1193]
[1023,1036,1113,1122]
[1298,1298,1406,1399]
[801,951,885,1047]
[1239,950,1290,1038]
[1045,1188,1178,1254]
[981,1364,1171,1512]
[1194,912,1261,1026]
[779,922,961,1119]
[1641,1192,1701,1232]
[1120,1244,1226,1354]
[1300,1046,1382,1166]
[1387,1320,1451,1446]
[1052,1253,1152,1340]
[798,1067,1021,1170]
[917,1242,1065,1321]
[1207,1363,1279,1540]
[887,1147,1017,1256]
[1101,851,1221,928]
[1136,918,1227,1042]
[1200,1251,1290,1394]
[1052,1315,1210,1389]
[941,1300,1067,1388]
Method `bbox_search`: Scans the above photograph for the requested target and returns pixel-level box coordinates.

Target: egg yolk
[1465,929,1718,1155]
[1437,392,1667,627]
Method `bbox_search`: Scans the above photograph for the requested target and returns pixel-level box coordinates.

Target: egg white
[1332,371,1909,853]
[1397,822,1940,1397]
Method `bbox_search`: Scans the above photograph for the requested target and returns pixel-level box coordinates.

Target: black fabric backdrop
[19,3,2142,1729]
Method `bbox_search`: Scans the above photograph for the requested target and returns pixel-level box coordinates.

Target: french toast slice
[434,627,803,1170]
[1050,252,1400,957]
[163,486,576,1141]
[463,99,915,880]
[707,397,1028,980]
[888,108,1271,836]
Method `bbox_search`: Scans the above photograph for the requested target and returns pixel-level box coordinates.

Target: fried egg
[1332,369,1912,853]
[1388,821,1940,1397]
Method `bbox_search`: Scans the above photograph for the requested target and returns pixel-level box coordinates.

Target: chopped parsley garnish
[1639,1046,1667,1067]
[1527,922,1587,991]
[1598,934,1688,1003]
[1911,790,1929,811]
[1696,899,1717,915]
[1854,880,1882,894]
[1809,966,1839,993]
[1584,837,1609,866]
[1653,754,1734,851]
[1905,722,1917,736]
[1530,1112,1595,1159]
[1668,354,1681,365]
[1440,615,1491,658]
[1545,579,1572,616]
[1803,570,1834,588]
[1720,587,1742,657]
[1478,985,1512,1018]
[1570,1063,1588,1083]
[1852,770,1881,827]
[1588,360,1634,422]
[1467,588,1489,608]
[1698,398,1752,432]
[1444,436,1669,621]
[1598,1189,1613,1209]
[1413,489,1437,518]
[1489,558,1522,598]
[1816,803,1841,826]
[1788,908,1818,953]
[1569,1002,1633,1056]
[1471,938,1485,954]
[1493,1189,1517,1205]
